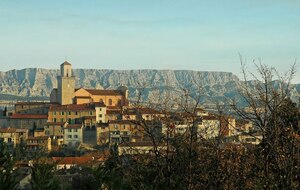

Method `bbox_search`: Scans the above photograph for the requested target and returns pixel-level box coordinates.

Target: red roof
[46,122,65,126]
[27,136,49,140]
[49,104,95,111]
[109,120,135,125]
[10,114,48,119]
[85,89,123,96]
[65,124,82,129]
[106,110,121,114]
[52,157,94,165]
[15,102,50,105]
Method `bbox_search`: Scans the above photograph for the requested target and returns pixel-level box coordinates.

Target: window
[99,108,102,111]
[75,112,78,115]
[123,125,126,129]
[68,111,71,115]
[68,135,72,138]
[61,112,64,115]
[109,99,112,106]
[99,114,102,118]
[74,129,78,132]
[61,118,64,122]
[8,138,12,142]
[74,135,78,138]
[68,129,72,132]
[100,99,103,103]
[90,111,93,115]
[68,118,71,124]
[45,131,50,135]
[114,125,118,129]
[53,118,57,122]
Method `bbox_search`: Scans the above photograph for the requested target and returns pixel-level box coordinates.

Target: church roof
[85,89,123,96]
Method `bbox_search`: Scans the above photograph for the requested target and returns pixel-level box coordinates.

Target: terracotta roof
[109,120,135,125]
[49,104,95,111]
[46,122,66,126]
[52,157,94,165]
[85,89,123,96]
[27,136,49,140]
[119,141,164,147]
[10,114,48,119]
[83,116,96,119]
[124,107,161,115]
[61,61,71,65]
[65,124,82,129]
[0,128,17,133]
[106,110,121,114]
[75,96,91,99]
[15,102,50,105]
[106,106,122,110]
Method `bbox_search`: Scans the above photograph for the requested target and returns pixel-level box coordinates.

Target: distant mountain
[0,68,299,106]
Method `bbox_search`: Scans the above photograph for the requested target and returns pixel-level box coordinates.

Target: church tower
[57,61,75,105]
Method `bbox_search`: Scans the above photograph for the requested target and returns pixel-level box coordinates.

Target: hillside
[0,68,299,106]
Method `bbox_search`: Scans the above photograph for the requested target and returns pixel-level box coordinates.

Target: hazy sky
[0,0,299,82]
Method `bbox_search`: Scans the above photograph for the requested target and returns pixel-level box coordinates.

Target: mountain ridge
[0,68,299,105]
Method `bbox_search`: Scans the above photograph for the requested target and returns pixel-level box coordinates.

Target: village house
[52,157,96,170]
[63,123,83,147]
[8,113,48,130]
[0,127,28,147]
[26,136,52,152]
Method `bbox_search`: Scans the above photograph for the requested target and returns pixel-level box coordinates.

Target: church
[50,61,128,107]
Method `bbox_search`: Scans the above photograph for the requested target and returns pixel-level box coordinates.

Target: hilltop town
[0,61,299,189]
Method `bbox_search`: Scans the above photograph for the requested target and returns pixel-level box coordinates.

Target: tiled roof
[49,104,95,111]
[65,124,82,129]
[119,141,164,147]
[52,157,94,165]
[27,136,49,140]
[46,122,66,126]
[106,110,121,114]
[75,96,91,99]
[10,114,48,119]
[15,102,50,105]
[109,120,135,125]
[85,89,123,96]
[0,128,16,133]
[0,128,28,133]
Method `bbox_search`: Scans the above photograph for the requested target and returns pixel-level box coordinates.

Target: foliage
[30,158,60,190]
[0,142,19,190]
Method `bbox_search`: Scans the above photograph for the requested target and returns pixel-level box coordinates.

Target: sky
[0,0,299,82]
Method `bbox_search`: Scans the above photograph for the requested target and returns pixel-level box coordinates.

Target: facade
[48,104,96,124]
[26,136,52,152]
[8,114,48,130]
[15,102,50,114]
[63,124,83,147]
[118,142,166,155]
[0,128,28,147]
[74,87,128,106]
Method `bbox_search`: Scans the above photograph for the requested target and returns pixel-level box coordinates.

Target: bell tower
[57,61,75,105]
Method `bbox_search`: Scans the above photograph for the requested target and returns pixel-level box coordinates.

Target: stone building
[50,61,128,106]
